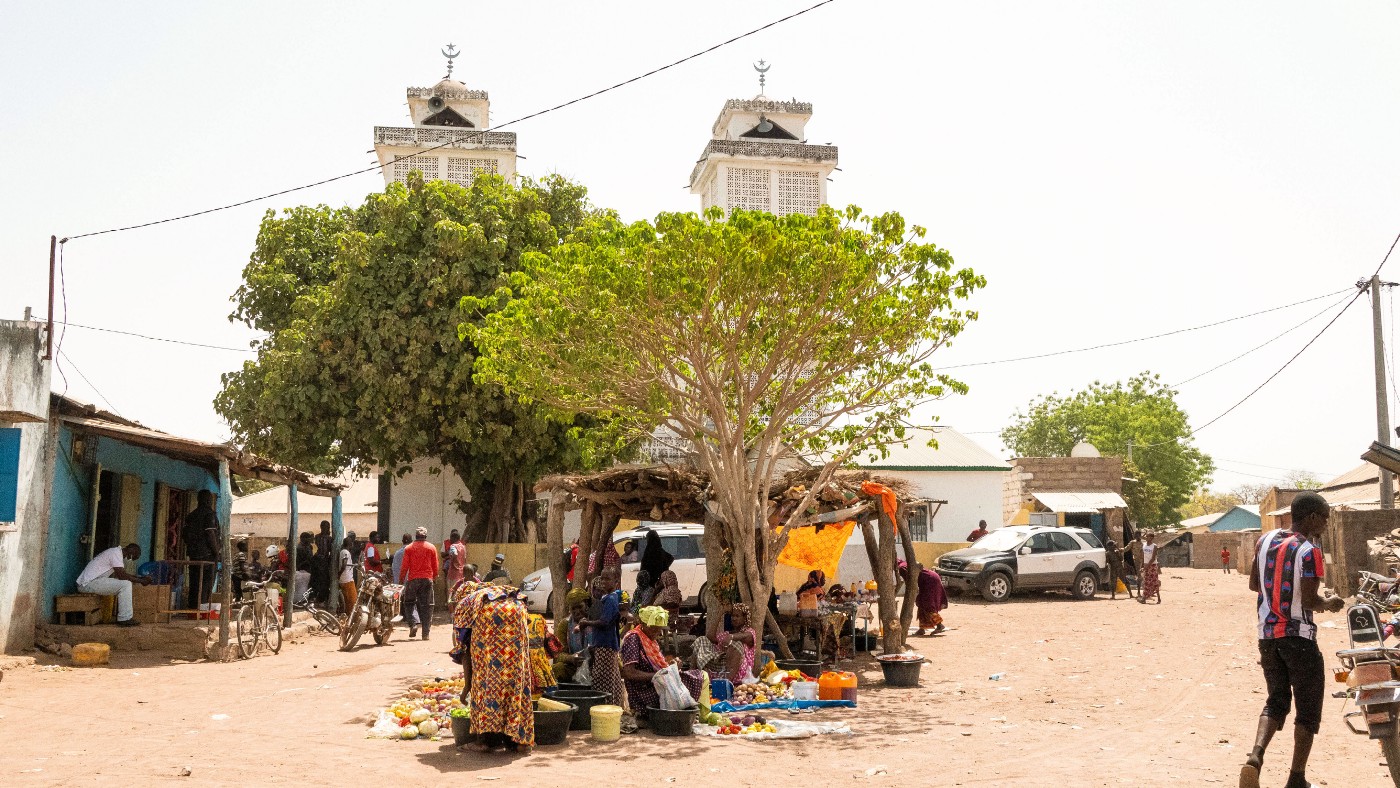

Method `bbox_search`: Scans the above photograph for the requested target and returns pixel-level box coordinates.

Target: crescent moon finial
[441,43,459,79]
[753,59,770,96]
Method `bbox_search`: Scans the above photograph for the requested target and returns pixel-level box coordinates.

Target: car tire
[1071,569,1099,600]
[980,571,1012,603]
[545,591,555,616]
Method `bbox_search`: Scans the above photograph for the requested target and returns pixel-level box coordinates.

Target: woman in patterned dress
[451,582,535,752]
[619,606,705,718]
[527,613,559,698]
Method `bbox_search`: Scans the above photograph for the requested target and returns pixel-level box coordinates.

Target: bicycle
[234,580,283,659]
[294,589,341,636]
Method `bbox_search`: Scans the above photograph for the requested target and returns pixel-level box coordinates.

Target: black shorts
[1258,636,1324,734]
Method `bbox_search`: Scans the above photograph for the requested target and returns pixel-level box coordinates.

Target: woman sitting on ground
[715,602,759,681]
[619,606,705,719]
[553,589,591,682]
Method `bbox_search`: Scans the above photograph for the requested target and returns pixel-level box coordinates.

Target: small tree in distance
[468,206,984,640]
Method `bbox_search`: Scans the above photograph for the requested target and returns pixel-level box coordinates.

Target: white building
[231,476,380,539]
[855,427,1011,542]
[374,45,517,189]
[689,64,838,216]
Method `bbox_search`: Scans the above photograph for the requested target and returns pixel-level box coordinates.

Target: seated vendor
[619,606,704,719]
[797,570,826,616]
[716,602,758,681]
[553,588,591,682]
[76,543,151,627]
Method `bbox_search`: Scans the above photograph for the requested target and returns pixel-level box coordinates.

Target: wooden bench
[55,593,103,625]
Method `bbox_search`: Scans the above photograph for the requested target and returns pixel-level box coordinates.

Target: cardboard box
[132,583,172,625]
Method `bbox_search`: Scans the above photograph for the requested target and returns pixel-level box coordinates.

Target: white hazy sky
[3,1,1398,492]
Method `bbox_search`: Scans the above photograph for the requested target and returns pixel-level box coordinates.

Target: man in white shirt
[76,543,151,627]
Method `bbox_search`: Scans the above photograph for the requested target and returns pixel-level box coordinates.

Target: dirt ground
[0,568,1395,787]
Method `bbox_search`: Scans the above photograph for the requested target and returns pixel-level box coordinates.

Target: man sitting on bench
[76,543,152,627]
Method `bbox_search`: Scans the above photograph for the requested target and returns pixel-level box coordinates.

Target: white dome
[1070,442,1101,458]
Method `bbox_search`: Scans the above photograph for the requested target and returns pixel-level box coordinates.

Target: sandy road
[0,569,1394,787]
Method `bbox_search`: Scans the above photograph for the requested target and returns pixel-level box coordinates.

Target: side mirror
[1018,546,1031,556]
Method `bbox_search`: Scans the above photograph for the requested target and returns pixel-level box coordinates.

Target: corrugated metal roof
[854,427,1011,471]
[1180,512,1225,529]
[1031,491,1128,512]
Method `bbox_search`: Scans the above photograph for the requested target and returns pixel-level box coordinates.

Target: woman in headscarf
[898,560,948,636]
[639,530,674,582]
[715,602,758,681]
[797,570,827,616]
[451,581,534,752]
[583,568,627,710]
[655,570,683,622]
[619,606,705,718]
[553,588,592,682]
[631,570,656,612]
[527,613,560,698]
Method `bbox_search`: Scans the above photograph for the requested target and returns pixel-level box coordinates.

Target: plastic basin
[545,688,610,731]
[775,658,820,677]
[876,654,925,687]
[647,706,696,737]
[534,700,576,745]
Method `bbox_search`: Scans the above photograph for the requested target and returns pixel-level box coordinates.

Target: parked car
[936,525,1107,603]
[520,523,707,614]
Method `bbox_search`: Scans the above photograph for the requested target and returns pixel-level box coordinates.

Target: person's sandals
[1239,755,1262,788]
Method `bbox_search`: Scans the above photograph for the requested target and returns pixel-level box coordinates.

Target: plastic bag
[574,654,592,686]
[653,663,697,710]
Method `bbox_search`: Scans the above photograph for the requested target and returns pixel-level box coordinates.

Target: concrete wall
[0,320,52,653]
[233,511,377,540]
[867,470,1008,537]
[1002,456,1125,525]
[1323,509,1400,597]
[1192,530,1258,571]
[384,457,581,547]
[42,426,220,622]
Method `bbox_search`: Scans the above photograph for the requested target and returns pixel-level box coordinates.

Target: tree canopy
[216,174,625,541]
[999,373,1214,526]
[468,205,984,643]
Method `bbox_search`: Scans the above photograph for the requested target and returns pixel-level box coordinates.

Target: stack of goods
[730,679,793,707]
[383,677,466,740]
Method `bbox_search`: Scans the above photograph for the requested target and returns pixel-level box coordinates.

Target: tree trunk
[576,500,598,586]
[873,512,901,655]
[547,490,568,621]
[896,507,920,649]
[702,512,725,641]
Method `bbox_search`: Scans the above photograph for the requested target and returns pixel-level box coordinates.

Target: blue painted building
[1206,504,1263,533]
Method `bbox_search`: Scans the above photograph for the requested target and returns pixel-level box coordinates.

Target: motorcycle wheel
[1381,723,1400,786]
[373,620,393,645]
[340,605,367,651]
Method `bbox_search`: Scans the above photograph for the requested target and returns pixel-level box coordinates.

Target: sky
[3,1,1399,493]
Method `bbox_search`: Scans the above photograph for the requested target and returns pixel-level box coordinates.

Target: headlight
[522,578,540,592]
[965,561,985,572]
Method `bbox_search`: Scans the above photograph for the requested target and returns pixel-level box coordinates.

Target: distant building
[1205,504,1261,533]
[853,427,1010,542]
[231,477,379,539]
[689,63,838,216]
[1002,455,1128,545]
[374,45,518,189]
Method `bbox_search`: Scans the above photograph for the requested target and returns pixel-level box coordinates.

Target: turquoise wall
[42,426,218,621]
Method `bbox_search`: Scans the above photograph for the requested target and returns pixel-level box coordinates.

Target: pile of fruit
[730,679,793,706]
[714,713,777,735]
[386,677,466,740]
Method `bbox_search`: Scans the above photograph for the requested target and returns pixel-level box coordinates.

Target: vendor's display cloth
[695,718,854,740]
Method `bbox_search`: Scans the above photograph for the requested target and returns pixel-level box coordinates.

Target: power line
[935,288,1351,372]
[1172,291,1353,387]
[62,0,838,241]
[58,349,121,415]
[58,320,258,353]
[1213,457,1336,477]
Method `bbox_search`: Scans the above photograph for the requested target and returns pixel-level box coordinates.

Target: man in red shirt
[965,520,990,543]
[1222,546,1232,574]
[398,527,440,640]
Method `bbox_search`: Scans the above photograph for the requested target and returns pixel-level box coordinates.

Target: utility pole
[1371,275,1395,509]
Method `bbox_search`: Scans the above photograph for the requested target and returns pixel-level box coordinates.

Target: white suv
[520,523,707,614]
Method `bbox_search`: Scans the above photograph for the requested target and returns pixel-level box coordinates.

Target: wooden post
[283,484,298,628]
[329,494,344,612]
[216,460,233,659]
[874,510,900,655]
[896,507,920,644]
[577,500,598,585]
[546,490,568,621]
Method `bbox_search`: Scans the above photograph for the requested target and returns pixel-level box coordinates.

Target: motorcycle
[339,572,403,651]
[1335,596,1400,785]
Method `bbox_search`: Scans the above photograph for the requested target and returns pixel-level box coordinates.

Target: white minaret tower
[374,44,518,188]
[688,61,837,216]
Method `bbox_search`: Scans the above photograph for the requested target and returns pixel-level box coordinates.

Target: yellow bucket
[72,642,110,666]
[589,704,623,742]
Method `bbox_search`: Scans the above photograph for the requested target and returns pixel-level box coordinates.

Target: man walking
[398,527,440,640]
[443,529,466,589]
[1104,536,1133,599]
[1222,546,1233,574]
[1239,492,1344,788]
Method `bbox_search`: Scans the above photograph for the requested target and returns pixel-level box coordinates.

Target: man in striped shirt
[1240,492,1344,788]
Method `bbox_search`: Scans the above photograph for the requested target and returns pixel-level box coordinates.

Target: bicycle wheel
[314,609,340,635]
[263,603,283,654]
[235,604,258,659]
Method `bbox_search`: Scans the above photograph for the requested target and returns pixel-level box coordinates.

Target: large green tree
[999,373,1214,526]
[217,174,625,541]
[468,205,983,650]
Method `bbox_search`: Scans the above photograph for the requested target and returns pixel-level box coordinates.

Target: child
[1221,546,1232,574]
